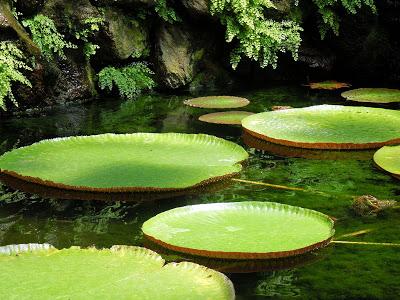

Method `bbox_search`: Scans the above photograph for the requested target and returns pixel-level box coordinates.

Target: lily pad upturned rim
[373,145,400,180]
[198,111,255,125]
[0,133,248,193]
[184,96,250,109]
[241,105,400,150]
[342,88,400,103]
[304,80,351,90]
[0,244,235,299]
[143,202,335,260]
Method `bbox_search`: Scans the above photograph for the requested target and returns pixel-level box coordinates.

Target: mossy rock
[342,88,400,104]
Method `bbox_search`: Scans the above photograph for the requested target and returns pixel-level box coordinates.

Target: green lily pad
[184,96,250,109]
[199,111,255,125]
[0,133,248,193]
[142,202,335,259]
[241,105,400,149]
[374,146,400,179]
[304,80,351,90]
[342,88,400,103]
[0,244,235,299]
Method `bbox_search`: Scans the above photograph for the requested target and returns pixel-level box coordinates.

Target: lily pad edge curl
[184,96,250,109]
[142,201,335,259]
[0,133,248,193]
[374,145,400,180]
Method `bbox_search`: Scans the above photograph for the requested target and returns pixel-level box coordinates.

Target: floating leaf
[0,245,235,299]
[0,133,248,194]
[304,80,351,90]
[199,111,254,125]
[184,96,250,109]
[241,105,400,149]
[374,145,400,180]
[342,88,400,103]
[142,202,335,259]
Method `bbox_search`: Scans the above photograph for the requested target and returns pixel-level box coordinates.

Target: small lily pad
[342,88,400,103]
[184,96,250,109]
[241,105,400,149]
[142,202,335,259]
[199,111,254,125]
[0,244,235,299]
[304,80,351,90]
[0,133,248,195]
[374,145,400,179]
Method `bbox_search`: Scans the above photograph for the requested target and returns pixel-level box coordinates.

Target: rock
[95,7,149,62]
[181,0,210,17]
[0,11,9,28]
[90,0,155,7]
[155,23,209,89]
[189,62,234,94]
[15,0,45,16]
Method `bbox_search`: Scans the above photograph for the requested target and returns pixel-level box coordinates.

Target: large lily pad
[304,80,351,90]
[0,133,248,193]
[241,105,400,149]
[374,146,400,179]
[184,96,250,109]
[342,88,400,103]
[0,244,235,299]
[199,111,255,125]
[142,202,335,259]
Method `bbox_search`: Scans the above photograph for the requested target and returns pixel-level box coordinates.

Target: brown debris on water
[271,106,293,111]
[351,195,397,216]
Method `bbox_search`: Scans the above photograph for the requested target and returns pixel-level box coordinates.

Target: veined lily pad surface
[142,202,335,259]
[241,105,400,149]
[342,88,400,103]
[304,80,351,90]
[199,111,255,125]
[0,133,248,192]
[184,96,250,109]
[374,146,400,179]
[0,244,235,299]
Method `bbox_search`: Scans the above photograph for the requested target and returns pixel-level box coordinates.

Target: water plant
[184,96,250,109]
[142,202,335,259]
[342,88,400,103]
[0,41,32,110]
[304,80,351,90]
[373,145,400,180]
[97,63,156,100]
[0,133,248,194]
[198,111,254,125]
[242,105,400,149]
[0,244,235,299]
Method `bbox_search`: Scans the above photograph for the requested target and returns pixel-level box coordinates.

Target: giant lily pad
[199,111,255,125]
[142,202,335,259]
[0,133,248,193]
[304,80,351,90]
[0,244,235,299]
[342,88,400,103]
[184,96,250,109]
[374,145,400,180]
[241,105,400,149]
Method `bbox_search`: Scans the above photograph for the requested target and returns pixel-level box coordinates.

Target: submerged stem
[332,240,400,247]
[231,178,305,192]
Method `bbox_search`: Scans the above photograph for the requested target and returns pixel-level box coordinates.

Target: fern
[210,0,302,69]
[154,0,181,23]
[0,41,32,110]
[22,15,77,61]
[313,0,376,38]
[98,63,156,100]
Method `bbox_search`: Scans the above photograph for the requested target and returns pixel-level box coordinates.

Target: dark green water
[1,86,399,299]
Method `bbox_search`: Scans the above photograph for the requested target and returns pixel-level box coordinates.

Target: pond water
[1,86,399,299]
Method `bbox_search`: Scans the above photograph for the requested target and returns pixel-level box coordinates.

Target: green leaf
[184,96,250,109]
[374,146,400,179]
[341,88,400,104]
[242,105,400,149]
[142,202,335,259]
[0,133,248,192]
[0,245,235,299]
[199,111,254,125]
